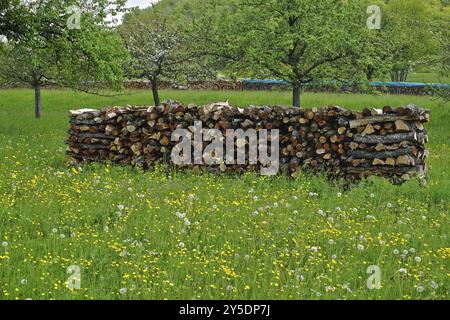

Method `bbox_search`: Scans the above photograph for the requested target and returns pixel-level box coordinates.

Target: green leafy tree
[0,1,128,119]
[190,0,366,107]
[383,0,439,82]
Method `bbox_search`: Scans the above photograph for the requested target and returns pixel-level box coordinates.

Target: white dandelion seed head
[328,239,335,245]
[178,242,185,249]
[226,285,233,291]
[296,274,305,281]
[244,254,250,260]
[310,246,318,253]
[118,204,125,211]
[337,192,342,197]
[60,234,65,239]
[399,268,407,274]
[183,218,191,226]
[292,195,298,200]
[252,196,258,201]
[414,256,422,263]
[21,279,28,285]
[251,211,259,216]
[402,250,409,255]
[332,254,337,259]
[176,212,186,219]
[317,209,325,216]
[325,285,336,292]
[352,208,358,213]
[370,193,375,198]
[335,207,341,211]
[409,248,416,253]
[357,244,365,251]
[2,241,8,247]
[386,202,392,208]
[429,281,438,289]
[293,210,299,215]
[51,228,58,234]
[187,194,196,201]
[416,286,425,293]
[119,287,127,295]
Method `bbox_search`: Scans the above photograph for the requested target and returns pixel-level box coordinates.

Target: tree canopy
[0,1,129,118]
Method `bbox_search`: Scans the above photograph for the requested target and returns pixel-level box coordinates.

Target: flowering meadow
[0,89,448,300]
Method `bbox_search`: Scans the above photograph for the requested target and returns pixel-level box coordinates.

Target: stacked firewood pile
[66,102,429,183]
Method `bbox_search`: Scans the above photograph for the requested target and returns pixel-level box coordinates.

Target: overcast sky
[126,0,158,10]
[110,0,157,23]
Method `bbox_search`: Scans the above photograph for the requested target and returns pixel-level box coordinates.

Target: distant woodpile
[66,102,429,184]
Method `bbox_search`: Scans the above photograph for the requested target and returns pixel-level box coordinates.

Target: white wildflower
[119,288,127,295]
[399,268,407,275]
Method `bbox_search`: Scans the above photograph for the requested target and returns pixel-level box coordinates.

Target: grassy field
[0,89,448,300]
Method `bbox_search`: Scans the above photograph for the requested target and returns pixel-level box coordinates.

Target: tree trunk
[151,79,160,106]
[366,67,374,81]
[34,84,41,119]
[292,85,301,108]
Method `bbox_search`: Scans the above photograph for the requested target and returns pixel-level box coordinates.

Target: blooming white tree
[120,8,203,106]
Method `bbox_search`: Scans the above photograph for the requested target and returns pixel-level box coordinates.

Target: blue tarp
[242,79,450,89]
[368,81,450,88]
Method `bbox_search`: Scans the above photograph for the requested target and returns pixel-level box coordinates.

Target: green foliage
[384,0,439,81]
[0,1,129,117]
[189,0,367,106]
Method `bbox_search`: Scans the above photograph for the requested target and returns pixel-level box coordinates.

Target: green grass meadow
[0,89,448,300]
